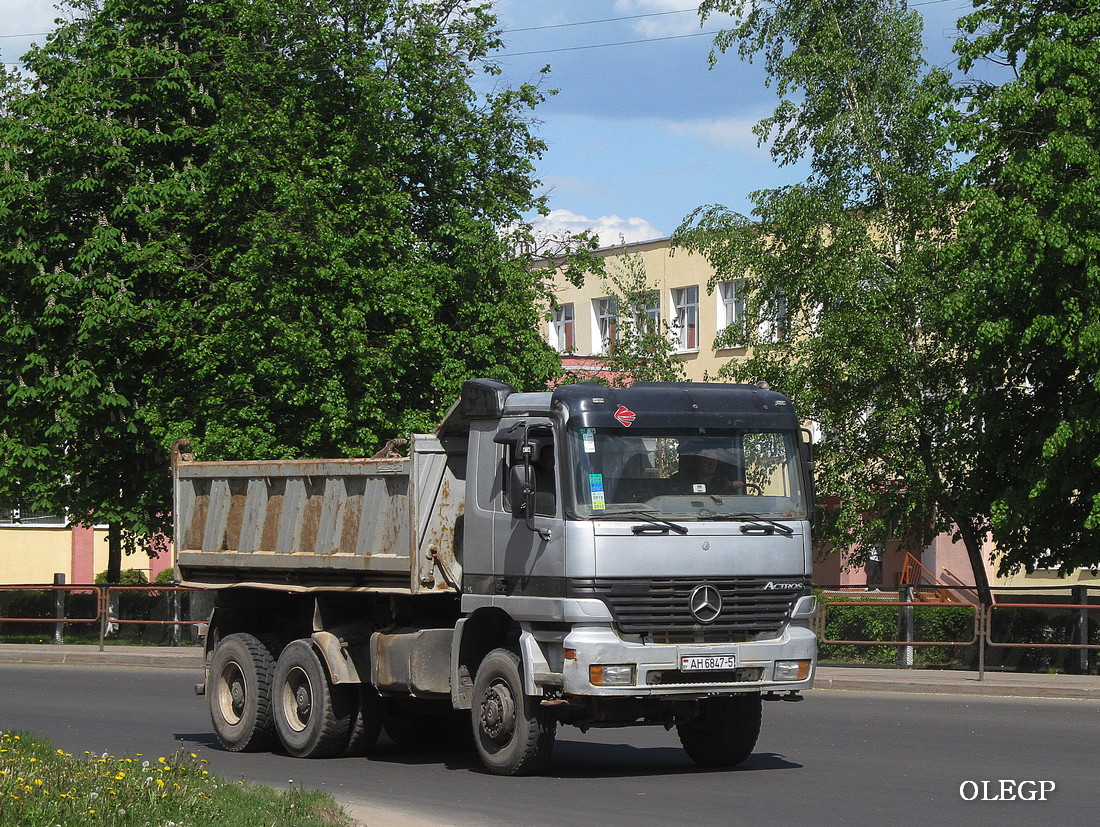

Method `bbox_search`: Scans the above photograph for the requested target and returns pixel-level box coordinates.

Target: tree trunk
[952,513,992,609]
[106,522,122,585]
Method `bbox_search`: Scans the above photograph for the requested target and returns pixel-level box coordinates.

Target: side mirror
[509,463,534,520]
[800,428,817,526]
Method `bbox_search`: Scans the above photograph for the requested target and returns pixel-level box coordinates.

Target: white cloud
[0,0,68,68]
[665,116,772,158]
[612,0,738,38]
[0,1,63,36]
[530,209,663,248]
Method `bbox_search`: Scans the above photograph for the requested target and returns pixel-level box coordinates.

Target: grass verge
[0,731,351,826]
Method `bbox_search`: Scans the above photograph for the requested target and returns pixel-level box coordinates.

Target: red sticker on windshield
[613,405,637,427]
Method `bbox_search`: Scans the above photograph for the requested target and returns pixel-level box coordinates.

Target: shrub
[94,569,149,586]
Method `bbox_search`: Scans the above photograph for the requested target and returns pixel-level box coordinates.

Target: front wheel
[272,640,354,758]
[472,649,556,776]
[677,694,762,767]
[208,633,277,752]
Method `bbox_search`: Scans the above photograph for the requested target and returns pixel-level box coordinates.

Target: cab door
[492,419,567,599]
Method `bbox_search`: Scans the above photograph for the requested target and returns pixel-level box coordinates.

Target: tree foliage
[948,1,1100,573]
[588,248,687,386]
[0,0,561,577]
[676,1,988,588]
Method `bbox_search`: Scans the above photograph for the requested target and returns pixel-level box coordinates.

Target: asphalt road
[1,663,1096,826]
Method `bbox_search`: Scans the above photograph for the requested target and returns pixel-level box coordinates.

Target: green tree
[947,1,1100,574]
[675,1,991,597]
[588,248,687,386]
[0,0,561,581]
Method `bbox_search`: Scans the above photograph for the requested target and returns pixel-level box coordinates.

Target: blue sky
[492,0,983,245]
[1,1,984,245]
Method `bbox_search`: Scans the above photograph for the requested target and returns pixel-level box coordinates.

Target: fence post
[897,585,914,667]
[170,588,181,647]
[98,587,107,652]
[1072,584,1088,675]
[978,605,986,681]
[52,573,66,644]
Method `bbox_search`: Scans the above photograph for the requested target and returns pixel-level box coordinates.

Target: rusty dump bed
[172,434,465,594]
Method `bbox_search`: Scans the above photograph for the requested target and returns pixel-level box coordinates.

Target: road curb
[0,644,202,670]
[814,674,1100,700]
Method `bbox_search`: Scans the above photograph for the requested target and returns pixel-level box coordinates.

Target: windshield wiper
[716,512,796,536]
[593,510,689,535]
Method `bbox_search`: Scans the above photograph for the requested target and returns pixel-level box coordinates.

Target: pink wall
[67,526,173,584]
[70,525,97,585]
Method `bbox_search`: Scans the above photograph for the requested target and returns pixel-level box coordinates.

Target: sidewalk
[1,643,1097,700]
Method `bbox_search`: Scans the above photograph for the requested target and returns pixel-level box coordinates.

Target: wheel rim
[280,665,314,734]
[480,679,517,744]
[216,661,247,726]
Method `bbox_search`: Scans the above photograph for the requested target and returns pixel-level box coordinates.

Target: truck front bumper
[559,623,816,697]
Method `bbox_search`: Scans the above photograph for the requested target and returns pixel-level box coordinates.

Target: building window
[593,297,618,354]
[759,292,788,343]
[624,290,660,337]
[549,303,575,352]
[638,291,660,334]
[0,505,66,527]
[717,279,747,347]
[671,286,699,352]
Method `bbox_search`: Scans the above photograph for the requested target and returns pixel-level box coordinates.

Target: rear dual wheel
[208,633,277,752]
[272,640,357,758]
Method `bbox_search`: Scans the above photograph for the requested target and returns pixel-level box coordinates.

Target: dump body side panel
[174,438,462,595]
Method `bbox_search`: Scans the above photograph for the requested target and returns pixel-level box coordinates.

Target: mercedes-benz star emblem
[689,584,722,624]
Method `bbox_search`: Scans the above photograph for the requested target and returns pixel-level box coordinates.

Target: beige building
[544,237,748,382]
[0,506,170,585]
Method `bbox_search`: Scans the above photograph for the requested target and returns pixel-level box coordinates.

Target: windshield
[565,426,808,521]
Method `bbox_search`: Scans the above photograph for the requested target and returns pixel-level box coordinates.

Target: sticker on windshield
[581,428,596,454]
[589,473,606,510]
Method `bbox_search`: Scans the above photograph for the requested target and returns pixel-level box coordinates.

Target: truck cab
[448,379,817,772]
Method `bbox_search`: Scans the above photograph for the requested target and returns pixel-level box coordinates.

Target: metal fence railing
[0,583,208,650]
[816,584,1100,677]
[1,581,1098,674]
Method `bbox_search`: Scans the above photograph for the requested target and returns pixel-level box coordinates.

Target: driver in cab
[671,443,744,495]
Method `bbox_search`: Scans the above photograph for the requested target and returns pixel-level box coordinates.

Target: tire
[677,694,762,768]
[272,639,354,758]
[342,685,385,756]
[472,648,556,776]
[208,633,277,752]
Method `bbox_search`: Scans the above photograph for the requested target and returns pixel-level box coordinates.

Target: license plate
[680,654,736,671]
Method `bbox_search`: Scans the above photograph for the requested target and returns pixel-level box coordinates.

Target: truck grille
[570,576,808,643]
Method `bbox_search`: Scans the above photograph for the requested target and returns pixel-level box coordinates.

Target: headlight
[774,660,812,681]
[589,664,637,686]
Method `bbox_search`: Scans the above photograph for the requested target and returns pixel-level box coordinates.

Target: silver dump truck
[174,379,818,775]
